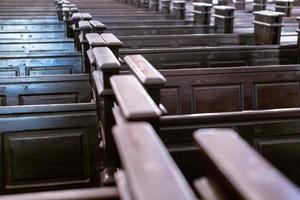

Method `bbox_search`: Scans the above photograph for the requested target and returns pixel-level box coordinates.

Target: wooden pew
[112,110,300,199]
[107,65,300,186]
[118,33,254,49]
[85,32,297,69]
[90,47,299,181]
[0,103,99,193]
[119,45,297,68]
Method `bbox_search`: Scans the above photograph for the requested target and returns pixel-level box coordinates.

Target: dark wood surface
[0,74,90,105]
[113,122,197,200]
[194,128,300,200]
[0,103,99,193]
[2,0,300,198]
[159,64,300,114]
[120,45,298,69]
[0,52,82,76]
[0,187,119,200]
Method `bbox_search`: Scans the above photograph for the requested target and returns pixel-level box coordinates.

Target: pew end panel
[0,103,100,193]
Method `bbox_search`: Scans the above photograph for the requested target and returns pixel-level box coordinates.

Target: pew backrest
[0,52,82,76]
[0,74,90,106]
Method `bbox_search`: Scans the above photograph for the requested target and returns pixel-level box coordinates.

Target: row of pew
[1,0,300,199]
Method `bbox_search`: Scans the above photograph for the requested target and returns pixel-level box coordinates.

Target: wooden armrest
[62,7,70,12]
[71,7,78,13]
[172,0,186,6]
[112,122,197,200]
[79,21,92,31]
[193,2,213,7]
[62,4,69,8]
[0,187,119,200]
[89,20,106,31]
[194,128,300,200]
[92,47,120,70]
[110,75,161,120]
[115,171,132,200]
[194,178,225,200]
[60,0,70,4]
[123,55,166,87]
[214,5,236,10]
[71,13,81,21]
[82,13,93,20]
[101,33,123,48]
[86,33,106,47]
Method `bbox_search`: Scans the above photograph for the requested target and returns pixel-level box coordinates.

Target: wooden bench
[110,73,300,186]
[88,51,300,186]
[123,54,300,115]
[89,47,299,180]
[112,120,300,199]
[119,45,297,69]
[118,33,254,49]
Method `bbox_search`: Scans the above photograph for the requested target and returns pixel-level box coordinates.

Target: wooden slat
[0,187,119,200]
[124,55,166,85]
[113,122,197,200]
[110,75,161,120]
[194,128,300,200]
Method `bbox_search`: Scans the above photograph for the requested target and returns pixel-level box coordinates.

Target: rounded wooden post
[92,47,121,185]
[62,7,71,38]
[275,0,293,17]
[172,1,186,19]
[214,6,235,33]
[253,0,267,11]
[161,0,171,14]
[296,17,300,61]
[235,0,246,10]
[194,0,212,3]
[150,0,159,11]
[253,10,284,45]
[193,3,212,25]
